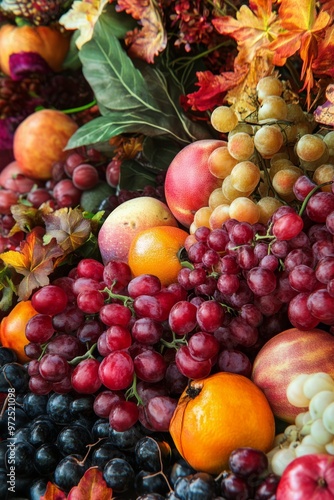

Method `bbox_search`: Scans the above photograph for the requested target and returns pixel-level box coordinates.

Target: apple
[251,327,334,423]
[13,109,78,180]
[98,196,179,264]
[164,139,226,228]
[276,454,334,500]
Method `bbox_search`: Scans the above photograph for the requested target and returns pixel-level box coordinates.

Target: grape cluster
[192,75,334,233]
[0,146,166,252]
[267,372,334,477]
[0,346,280,498]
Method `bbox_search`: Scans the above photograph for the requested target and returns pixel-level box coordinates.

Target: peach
[0,160,35,193]
[251,327,334,423]
[13,109,78,180]
[164,139,226,228]
[98,196,179,264]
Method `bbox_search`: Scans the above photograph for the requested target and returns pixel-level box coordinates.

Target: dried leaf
[312,25,334,79]
[268,0,331,108]
[43,208,92,254]
[9,203,54,235]
[314,83,334,126]
[117,0,167,63]
[226,50,276,119]
[0,228,64,301]
[212,0,280,65]
[41,481,67,500]
[67,467,113,500]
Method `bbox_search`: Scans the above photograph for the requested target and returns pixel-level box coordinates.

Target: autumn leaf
[268,0,331,108]
[225,50,277,119]
[0,228,63,301]
[67,467,113,500]
[116,0,167,63]
[43,207,92,254]
[40,481,67,500]
[212,0,281,65]
[185,65,249,112]
[9,203,54,235]
[312,25,334,79]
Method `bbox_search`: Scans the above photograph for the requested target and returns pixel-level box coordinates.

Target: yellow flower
[59,0,109,49]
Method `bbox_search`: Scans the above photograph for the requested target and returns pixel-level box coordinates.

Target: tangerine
[169,372,275,475]
[128,226,189,286]
[0,300,38,363]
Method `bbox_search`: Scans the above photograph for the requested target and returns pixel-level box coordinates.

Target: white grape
[322,401,334,434]
[295,411,308,429]
[310,418,334,445]
[325,440,334,455]
[284,424,300,443]
[309,390,334,420]
[302,372,334,399]
[271,447,297,476]
[295,443,326,457]
[273,432,288,447]
[301,434,325,447]
[286,373,311,407]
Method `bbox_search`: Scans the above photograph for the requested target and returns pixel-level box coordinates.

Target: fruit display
[1,0,334,498]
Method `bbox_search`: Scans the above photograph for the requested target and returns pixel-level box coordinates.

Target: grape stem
[298,180,334,217]
[125,372,144,406]
[160,331,187,350]
[68,343,97,366]
[102,285,135,313]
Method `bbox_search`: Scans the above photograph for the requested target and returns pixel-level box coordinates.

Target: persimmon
[128,226,189,286]
[169,372,275,475]
[0,300,38,363]
[0,24,71,76]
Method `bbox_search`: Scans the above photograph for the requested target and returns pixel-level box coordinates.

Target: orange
[0,300,38,363]
[169,372,275,475]
[128,226,189,286]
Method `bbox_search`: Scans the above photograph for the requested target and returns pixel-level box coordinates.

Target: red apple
[276,454,334,500]
[251,328,334,423]
[164,139,226,228]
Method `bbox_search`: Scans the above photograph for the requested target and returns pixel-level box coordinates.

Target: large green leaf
[66,111,195,150]
[79,17,158,113]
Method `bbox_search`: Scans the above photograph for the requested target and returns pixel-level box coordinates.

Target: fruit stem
[160,331,187,350]
[102,285,134,311]
[298,181,334,217]
[125,373,144,406]
[68,343,97,365]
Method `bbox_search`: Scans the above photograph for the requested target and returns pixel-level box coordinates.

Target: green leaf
[68,10,216,152]
[66,110,194,150]
[119,160,157,191]
[142,137,182,171]
[79,17,158,113]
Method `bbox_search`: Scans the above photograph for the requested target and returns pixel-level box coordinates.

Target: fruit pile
[1,5,334,496]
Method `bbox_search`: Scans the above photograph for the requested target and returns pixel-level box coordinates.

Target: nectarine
[13,110,78,180]
[252,328,334,423]
[164,139,226,228]
[98,196,179,264]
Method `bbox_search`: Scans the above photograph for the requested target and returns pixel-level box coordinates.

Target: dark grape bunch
[0,344,279,498]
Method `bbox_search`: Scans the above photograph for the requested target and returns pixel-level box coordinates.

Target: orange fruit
[128,226,189,286]
[169,372,275,475]
[0,300,38,363]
